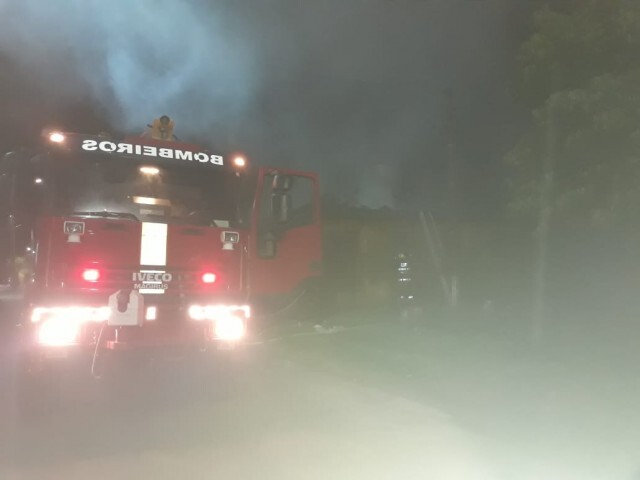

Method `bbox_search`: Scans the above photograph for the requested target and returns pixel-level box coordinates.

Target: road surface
[1,309,639,479]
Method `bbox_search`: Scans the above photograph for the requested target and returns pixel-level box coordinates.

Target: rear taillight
[146,306,157,321]
[201,272,217,284]
[31,306,111,346]
[82,268,100,282]
[187,304,249,341]
[38,317,81,346]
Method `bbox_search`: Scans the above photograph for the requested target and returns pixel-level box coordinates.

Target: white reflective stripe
[139,289,165,295]
[140,223,167,266]
[140,223,168,295]
[138,269,164,295]
[138,269,164,281]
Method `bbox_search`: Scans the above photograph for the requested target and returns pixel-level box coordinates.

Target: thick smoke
[0,0,254,136]
[231,0,519,210]
[0,0,522,210]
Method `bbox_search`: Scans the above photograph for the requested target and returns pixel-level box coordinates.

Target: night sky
[0,0,536,216]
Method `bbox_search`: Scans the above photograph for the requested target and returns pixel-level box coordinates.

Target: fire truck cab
[0,122,322,369]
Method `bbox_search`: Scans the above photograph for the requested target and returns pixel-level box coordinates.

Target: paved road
[1,311,639,480]
[0,338,497,480]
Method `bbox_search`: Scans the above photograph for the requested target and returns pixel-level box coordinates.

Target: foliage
[508,0,640,226]
[515,0,640,107]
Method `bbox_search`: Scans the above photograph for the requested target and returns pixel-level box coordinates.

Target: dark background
[0,0,537,217]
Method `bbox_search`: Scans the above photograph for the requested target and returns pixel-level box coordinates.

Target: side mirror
[271,193,291,223]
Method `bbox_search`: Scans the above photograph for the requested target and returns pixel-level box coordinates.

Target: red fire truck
[0,119,322,375]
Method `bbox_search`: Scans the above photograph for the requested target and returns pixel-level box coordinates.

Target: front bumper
[24,300,250,352]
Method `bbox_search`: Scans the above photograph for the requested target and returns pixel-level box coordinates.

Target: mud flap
[108,289,144,327]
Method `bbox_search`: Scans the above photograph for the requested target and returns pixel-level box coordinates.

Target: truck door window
[257,174,315,258]
[287,176,314,229]
[258,174,314,232]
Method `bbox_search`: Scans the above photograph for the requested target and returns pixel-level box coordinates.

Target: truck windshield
[35,154,239,227]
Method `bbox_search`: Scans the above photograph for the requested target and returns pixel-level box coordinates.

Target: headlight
[188,304,249,341]
[214,314,246,341]
[38,317,82,346]
[31,306,111,346]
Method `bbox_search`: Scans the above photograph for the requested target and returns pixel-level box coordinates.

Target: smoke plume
[0,0,527,210]
[0,0,254,136]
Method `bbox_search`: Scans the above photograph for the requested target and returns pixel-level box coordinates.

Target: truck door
[248,168,322,297]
